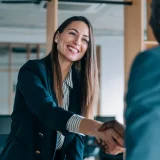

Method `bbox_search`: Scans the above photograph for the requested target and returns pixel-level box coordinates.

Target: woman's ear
[54,32,60,43]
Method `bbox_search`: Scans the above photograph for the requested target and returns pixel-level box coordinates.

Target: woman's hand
[96,120,125,155]
[78,118,125,155]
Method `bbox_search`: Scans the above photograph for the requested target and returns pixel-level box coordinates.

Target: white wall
[0,52,46,115]
[95,36,124,124]
[0,27,46,43]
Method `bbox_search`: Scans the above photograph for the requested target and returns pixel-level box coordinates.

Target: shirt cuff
[66,114,85,136]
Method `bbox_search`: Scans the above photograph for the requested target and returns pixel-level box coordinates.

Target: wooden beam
[124,0,144,91]
[144,40,158,49]
[59,0,132,5]
[0,42,46,47]
[147,0,156,41]
[36,44,40,59]
[96,45,101,116]
[46,0,58,54]
[0,69,19,72]
[27,44,30,60]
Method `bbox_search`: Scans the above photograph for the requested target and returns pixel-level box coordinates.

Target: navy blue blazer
[0,55,85,160]
[125,45,160,160]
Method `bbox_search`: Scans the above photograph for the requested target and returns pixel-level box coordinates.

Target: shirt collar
[63,69,73,88]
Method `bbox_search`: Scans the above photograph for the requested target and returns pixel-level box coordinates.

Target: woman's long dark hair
[50,16,99,119]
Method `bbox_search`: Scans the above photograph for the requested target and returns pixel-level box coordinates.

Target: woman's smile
[55,21,89,63]
[67,45,79,54]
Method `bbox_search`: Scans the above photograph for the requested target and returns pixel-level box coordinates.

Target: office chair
[0,115,11,154]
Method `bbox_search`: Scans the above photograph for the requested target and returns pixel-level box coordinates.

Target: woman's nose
[73,37,81,46]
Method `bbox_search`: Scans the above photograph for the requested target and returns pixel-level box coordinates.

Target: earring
[55,38,58,43]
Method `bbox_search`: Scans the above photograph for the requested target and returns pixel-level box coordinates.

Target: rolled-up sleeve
[66,114,85,135]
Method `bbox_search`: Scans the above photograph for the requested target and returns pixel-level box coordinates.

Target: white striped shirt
[56,69,84,150]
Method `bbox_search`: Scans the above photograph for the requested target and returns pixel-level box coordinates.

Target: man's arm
[125,47,160,160]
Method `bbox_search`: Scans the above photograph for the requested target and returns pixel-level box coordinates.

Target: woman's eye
[82,39,89,44]
[69,32,76,36]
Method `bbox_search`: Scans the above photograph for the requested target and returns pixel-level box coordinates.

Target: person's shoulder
[19,57,47,74]
[23,58,45,67]
[148,45,160,53]
[137,45,160,59]
[132,45,160,66]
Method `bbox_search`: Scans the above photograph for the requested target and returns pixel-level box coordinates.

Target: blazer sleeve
[125,48,160,160]
[17,61,74,134]
[65,134,85,160]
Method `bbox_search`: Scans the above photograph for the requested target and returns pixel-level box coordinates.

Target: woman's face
[55,21,90,63]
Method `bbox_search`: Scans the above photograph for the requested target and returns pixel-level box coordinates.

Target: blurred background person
[125,0,160,160]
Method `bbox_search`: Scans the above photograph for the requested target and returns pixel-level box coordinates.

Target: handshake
[95,120,125,155]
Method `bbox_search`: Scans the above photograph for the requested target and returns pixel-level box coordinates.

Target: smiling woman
[55,21,90,79]
[50,16,98,118]
[0,16,124,160]
[55,21,89,63]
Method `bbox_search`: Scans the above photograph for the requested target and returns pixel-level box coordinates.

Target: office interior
[0,0,158,160]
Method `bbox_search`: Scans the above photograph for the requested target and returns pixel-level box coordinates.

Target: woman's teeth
[68,46,78,53]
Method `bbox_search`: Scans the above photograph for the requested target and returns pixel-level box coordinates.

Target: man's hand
[78,118,125,154]
[96,120,125,155]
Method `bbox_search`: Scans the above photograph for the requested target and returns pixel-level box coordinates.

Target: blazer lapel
[44,54,58,105]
